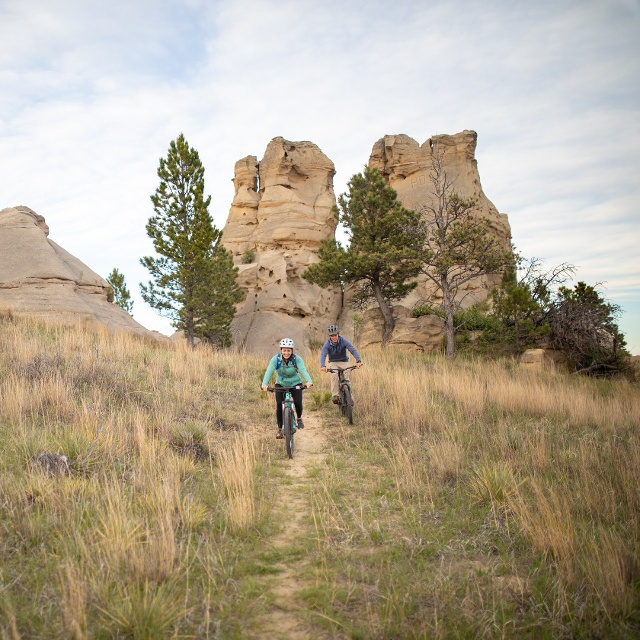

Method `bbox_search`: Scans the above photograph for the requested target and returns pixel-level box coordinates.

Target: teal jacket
[262,353,312,388]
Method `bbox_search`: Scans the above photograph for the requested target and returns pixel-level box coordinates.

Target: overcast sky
[2,0,639,353]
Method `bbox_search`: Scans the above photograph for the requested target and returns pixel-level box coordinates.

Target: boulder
[0,206,161,339]
[357,305,445,353]
[625,355,640,383]
[31,451,70,477]
[519,349,547,368]
[221,138,342,355]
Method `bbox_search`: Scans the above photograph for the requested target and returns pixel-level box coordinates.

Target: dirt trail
[252,410,330,640]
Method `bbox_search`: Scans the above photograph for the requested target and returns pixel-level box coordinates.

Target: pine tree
[106,268,133,314]
[140,134,244,347]
[304,166,422,346]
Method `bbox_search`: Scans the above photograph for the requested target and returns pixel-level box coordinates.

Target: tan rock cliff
[0,206,160,339]
[221,138,342,355]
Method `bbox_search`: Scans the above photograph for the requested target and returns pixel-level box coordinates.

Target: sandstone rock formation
[342,130,512,352]
[519,348,549,369]
[221,138,342,355]
[0,206,159,339]
[357,306,445,352]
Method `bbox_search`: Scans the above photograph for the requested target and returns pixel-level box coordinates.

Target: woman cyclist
[261,338,313,438]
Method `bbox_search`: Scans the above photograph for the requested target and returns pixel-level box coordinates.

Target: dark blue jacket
[319,336,361,366]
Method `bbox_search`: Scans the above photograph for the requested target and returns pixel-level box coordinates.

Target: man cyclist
[320,325,362,404]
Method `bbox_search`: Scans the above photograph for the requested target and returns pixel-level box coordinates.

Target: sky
[1,0,639,353]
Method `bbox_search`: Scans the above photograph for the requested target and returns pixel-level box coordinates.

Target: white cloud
[1,0,639,351]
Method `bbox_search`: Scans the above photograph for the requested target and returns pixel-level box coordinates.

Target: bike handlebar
[266,385,307,392]
[326,366,359,373]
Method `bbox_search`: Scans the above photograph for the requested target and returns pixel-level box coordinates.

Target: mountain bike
[327,366,358,424]
[267,385,304,459]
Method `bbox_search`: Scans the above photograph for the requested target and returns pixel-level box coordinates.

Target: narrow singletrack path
[251,410,331,640]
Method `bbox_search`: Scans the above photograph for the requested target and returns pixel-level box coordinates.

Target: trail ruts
[252,411,337,640]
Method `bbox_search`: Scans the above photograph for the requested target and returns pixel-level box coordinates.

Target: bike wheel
[343,384,354,424]
[339,388,346,417]
[283,407,295,459]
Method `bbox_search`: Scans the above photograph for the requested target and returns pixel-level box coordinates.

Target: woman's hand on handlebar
[306,382,313,389]
[261,385,268,392]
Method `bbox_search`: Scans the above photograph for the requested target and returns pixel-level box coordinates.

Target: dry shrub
[0,375,31,424]
[216,432,258,531]
[428,435,462,482]
[135,514,177,583]
[92,479,178,584]
[168,343,209,386]
[178,496,209,531]
[387,435,434,507]
[512,480,576,583]
[59,560,87,640]
[581,529,636,619]
[524,426,550,475]
[0,373,75,424]
[0,305,15,321]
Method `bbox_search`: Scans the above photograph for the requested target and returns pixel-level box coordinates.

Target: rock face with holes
[0,205,160,339]
[221,138,342,355]
[340,130,512,352]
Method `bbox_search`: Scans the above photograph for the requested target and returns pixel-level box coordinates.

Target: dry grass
[0,316,271,638]
[307,347,640,637]
[1,317,638,638]
[216,432,259,532]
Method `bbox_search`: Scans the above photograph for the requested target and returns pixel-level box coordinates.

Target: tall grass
[1,317,638,638]
[0,316,271,638]
[216,432,259,531]
[308,347,640,638]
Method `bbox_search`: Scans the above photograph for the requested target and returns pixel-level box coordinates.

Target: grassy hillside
[0,314,638,639]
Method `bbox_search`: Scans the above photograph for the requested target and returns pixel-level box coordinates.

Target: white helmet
[279,338,294,348]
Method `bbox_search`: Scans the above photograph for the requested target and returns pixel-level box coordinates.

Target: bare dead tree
[415,147,512,360]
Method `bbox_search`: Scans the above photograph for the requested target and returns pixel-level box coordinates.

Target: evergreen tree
[140,134,244,347]
[303,166,422,347]
[106,268,133,314]
[489,253,574,351]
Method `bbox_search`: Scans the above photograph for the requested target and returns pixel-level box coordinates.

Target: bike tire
[283,407,295,459]
[343,384,354,424]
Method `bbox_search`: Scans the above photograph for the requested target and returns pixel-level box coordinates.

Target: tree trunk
[442,280,456,360]
[186,312,195,348]
[372,282,395,348]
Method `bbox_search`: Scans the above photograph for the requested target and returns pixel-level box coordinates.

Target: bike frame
[267,385,304,458]
[327,365,357,394]
[327,365,358,423]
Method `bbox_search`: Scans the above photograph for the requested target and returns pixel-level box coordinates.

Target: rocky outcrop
[0,206,160,339]
[340,131,512,352]
[357,306,445,352]
[221,138,342,355]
